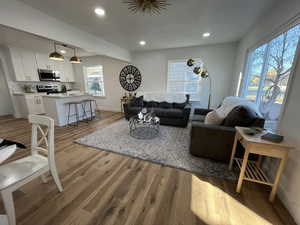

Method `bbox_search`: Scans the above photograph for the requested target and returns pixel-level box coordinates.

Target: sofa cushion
[154,108,183,118]
[147,101,160,108]
[223,105,258,127]
[130,96,143,107]
[159,101,173,109]
[173,102,186,109]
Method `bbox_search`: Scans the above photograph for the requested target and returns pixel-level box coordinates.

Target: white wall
[0,61,13,116]
[0,45,22,117]
[73,56,128,112]
[233,0,300,223]
[132,43,237,108]
[0,0,131,62]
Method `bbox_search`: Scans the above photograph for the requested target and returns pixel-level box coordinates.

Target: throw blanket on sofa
[216,96,262,119]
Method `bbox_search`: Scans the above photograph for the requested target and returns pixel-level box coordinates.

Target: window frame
[240,23,300,132]
[167,58,202,101]
[83,65,106,97]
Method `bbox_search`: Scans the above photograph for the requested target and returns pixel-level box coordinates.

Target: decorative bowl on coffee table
[129,114,160,139]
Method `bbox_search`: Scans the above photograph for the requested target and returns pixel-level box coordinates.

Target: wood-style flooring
[0,112,296,225]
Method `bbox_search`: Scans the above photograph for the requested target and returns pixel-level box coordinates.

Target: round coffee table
[129,115,160,139]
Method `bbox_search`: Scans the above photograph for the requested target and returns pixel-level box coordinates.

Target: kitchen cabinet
[61,61,75,82]
[9,46,75,83]
[20,49,39,81]
[9,47,39,81]
[26,95,45,115]
[36,53,54,70]
[14,94,45,118]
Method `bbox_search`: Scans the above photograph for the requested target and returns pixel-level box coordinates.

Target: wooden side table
[229,127,293,202]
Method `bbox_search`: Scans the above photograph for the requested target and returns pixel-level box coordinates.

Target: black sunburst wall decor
[119,65,142,92]
[123,0,171,14]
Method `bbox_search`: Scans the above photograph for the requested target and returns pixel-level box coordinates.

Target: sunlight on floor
[190,175,272,225]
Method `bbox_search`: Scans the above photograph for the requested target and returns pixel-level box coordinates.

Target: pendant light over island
[49,43,82,64]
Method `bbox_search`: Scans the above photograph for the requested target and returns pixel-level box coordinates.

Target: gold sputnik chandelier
[124,0,171,14]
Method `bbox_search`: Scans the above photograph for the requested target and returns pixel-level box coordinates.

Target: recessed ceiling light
[203,32,211,37]
[94,7,106,17]
[60,50,66,54]
[139,41,146,46]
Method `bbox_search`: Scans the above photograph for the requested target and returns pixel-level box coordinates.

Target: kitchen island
[43,94,96,126]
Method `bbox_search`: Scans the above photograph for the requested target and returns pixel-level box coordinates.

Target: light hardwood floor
[0,112,296,225]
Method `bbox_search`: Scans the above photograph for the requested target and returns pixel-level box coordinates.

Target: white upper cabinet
[9,47,39,82]
[9,46,75,83]
[61,61,75,82]
[20,49,39,81]
[36,53,53,70]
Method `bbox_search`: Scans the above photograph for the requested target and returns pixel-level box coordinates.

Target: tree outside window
[85,65,105,97]
[242,24,300,131]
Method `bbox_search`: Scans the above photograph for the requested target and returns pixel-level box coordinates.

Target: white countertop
[43,93,93,99]
[13,92,46,96]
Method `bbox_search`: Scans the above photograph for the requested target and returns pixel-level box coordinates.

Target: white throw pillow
[204,110,223,125]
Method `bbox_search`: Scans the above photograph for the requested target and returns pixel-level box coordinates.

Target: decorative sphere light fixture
[187,58,212,109]
[124,0,171,14]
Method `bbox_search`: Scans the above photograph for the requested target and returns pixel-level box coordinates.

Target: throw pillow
[222,105,258,127]
[130,96,143,107]
[204,110,223,125]
[173,102,186,109]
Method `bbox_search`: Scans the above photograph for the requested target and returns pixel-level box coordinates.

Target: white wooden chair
[0,115,63,225]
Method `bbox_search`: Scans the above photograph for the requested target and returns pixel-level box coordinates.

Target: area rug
[75,119,237,180]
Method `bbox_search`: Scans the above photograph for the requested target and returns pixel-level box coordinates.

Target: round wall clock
[119,65,142,92]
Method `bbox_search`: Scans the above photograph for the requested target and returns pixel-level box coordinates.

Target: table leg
[269,154,288,202]
[236,149,249,193]
[229,133,238,170]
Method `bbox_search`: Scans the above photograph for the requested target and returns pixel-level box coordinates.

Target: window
[242,24,300,130]
[85,65,105,97]
[167,60,201,101]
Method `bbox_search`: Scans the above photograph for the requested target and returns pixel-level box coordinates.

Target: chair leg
[50,167,63,192]
[1,190,16,225]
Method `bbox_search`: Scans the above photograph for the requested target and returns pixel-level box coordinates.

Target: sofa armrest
[183,104,191,118]
[194,108,213,116]
[190,122,236,162]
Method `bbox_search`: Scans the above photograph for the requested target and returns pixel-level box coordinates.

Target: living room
[0,0,300,225]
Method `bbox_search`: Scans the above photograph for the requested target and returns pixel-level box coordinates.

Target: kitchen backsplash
[10,81,74,93]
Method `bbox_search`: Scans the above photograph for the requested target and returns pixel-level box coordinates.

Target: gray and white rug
[75,120,237,180]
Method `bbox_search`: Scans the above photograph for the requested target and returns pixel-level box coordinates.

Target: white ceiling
[0,25,92,57]
[18,0,277,51]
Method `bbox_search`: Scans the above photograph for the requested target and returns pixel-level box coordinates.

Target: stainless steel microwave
[38,69,61,82]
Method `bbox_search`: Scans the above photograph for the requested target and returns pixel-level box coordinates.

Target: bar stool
[65,101,88,126]
[81,99,98,121]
